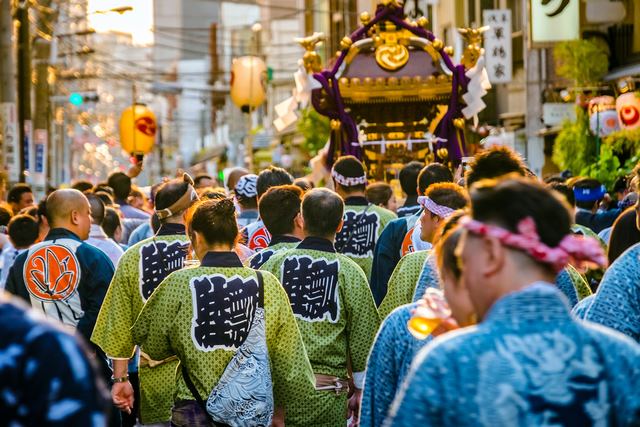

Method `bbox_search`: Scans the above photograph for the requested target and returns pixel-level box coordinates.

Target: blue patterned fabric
[554,268,579,308]
[411,254,440,302]
[0,295,107,426]
[206,307,273,427]
[572,294,596,320]
[385,284,640,426]
[585,243,640,343]
[360,303,430,427]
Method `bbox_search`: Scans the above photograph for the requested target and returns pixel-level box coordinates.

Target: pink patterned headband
[331,169,367,187]
[460,216,607,272]
[418,196,456,218]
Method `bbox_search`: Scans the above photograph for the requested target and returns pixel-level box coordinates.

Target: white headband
[418,196,456,218]
[331,169,367,187]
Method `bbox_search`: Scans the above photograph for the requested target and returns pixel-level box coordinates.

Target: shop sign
[483,10,512,84]
[531,0,580,45]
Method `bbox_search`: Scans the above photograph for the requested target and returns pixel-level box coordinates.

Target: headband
[418,196,456,218]
[331,169,367,187]
[155,173,199,220]
[574,185,606,202]
[235,174,258,198]
[460,216,607,273]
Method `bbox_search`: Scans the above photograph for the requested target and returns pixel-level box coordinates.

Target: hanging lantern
[616,92,640,130]
[230,56,267,113]
[588,96,619,137]
[119,104,157,157]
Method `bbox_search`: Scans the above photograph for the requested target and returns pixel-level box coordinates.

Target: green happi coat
[261,237,380,427]
[378,250,431,319]
[335,197,396,280]
[244,235,301,269]
[91,224,190,424]
[132,251,316,426]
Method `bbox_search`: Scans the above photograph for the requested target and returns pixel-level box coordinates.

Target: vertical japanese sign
[33,129,47,193]
[531,0,579,44]
[0,103,19,182]
[483,9,512,84]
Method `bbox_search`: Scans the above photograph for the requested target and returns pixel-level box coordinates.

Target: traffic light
[68,91,99,106]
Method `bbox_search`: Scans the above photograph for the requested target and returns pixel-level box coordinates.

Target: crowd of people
[1,145,639,426]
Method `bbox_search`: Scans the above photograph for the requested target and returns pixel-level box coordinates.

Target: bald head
[46,189,92,240]
[227,167,249,192]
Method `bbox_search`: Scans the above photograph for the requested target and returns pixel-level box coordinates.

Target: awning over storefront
[605,63,640,81]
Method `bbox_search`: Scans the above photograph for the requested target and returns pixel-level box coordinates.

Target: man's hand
[347,388,362,426]
[127,162,143,178]
[271,406,285,427]
[112,381,134,414]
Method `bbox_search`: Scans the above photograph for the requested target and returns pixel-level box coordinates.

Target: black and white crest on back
[335,210,380,258]
[281,255,340,323]
[190,274,260,351]
[249,248,275,269]
[139,240,189,301]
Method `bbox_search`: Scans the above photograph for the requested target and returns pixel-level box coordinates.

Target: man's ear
[336,219,344,233]
[294,212,304,229]
[482,235,506,278]
[70,209,80,225]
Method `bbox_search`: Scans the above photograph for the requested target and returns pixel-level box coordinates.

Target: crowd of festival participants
[1,145,640,426]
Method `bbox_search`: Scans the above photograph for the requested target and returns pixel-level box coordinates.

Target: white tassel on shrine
[462,54,492,122]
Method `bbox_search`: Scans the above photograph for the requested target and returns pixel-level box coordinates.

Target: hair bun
[215,197,236,215]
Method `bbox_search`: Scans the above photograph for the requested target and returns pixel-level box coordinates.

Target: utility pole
[0,0,16,180]
[16,3,30,183]
[0,2,15,105]
[209,22,219,130]
[33,0,54,197]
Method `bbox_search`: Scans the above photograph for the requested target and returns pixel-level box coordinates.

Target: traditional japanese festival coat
[360,302,431,427]
[5,228,115,342]
[370,211,421,304]
[335,196,396,281]
[261,237,380,426]
[243,219,272,251]
[378,250,431,318]
[245,235,301,269]
[585,242,640,343]
[132,251,316,426]
[385,284,640,426]
[91,223,190,424]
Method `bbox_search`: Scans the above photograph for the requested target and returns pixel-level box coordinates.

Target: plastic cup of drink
[407,288,451,340]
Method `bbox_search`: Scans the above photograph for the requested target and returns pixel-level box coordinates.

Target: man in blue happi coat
[386,178,640,426]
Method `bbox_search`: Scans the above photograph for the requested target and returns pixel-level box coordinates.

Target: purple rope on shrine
[310,2,470,167]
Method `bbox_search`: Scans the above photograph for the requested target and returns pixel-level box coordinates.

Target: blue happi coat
[585,243,640,343]
[411,254,440,303]
[385,283,640,426]
[360,303,430,427]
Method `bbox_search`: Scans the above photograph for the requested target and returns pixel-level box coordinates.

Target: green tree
[553,39,609,87]
[552,39,610,176]
[552,107,598,175]
[297,107,330,157]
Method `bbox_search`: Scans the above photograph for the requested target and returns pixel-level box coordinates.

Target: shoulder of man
[77,241,115,271]
[372,205,397,221]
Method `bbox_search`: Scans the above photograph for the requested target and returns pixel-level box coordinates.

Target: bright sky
[88,0,154,45]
